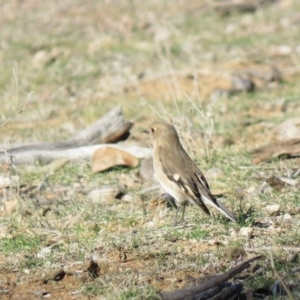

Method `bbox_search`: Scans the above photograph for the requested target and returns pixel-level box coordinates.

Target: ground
[1,0,300,299]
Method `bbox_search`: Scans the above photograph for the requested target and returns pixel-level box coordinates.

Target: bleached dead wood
[0,105,132,153]
[159,256,262,300]
[0,144,152,165]
[0,106,145,165]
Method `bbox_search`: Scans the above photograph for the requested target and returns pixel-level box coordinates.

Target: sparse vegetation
[1,0,300,299]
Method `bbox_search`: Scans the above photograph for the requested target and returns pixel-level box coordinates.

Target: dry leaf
[92,147,138,173]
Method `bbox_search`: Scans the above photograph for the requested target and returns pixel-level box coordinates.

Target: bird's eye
[151,128,155,133]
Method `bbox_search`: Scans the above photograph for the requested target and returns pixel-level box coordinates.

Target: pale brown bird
[144,121,237,225]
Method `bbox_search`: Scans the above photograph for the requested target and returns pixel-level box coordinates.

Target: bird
[143,121,237,225]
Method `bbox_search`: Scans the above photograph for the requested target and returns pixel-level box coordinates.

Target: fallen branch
[159,256,262,300]
[0,105,132,153]
[0,106,141,164]
[0,144,152,165]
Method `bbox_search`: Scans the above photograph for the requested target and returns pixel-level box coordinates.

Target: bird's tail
[215,200,237,222]
[202,195,237,222]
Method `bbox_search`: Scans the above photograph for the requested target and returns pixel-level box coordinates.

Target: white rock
[37,246,52,258]
[121,194,134,202]
[283,213,292,224]
[239,227,253,239]
[265,204,280,216]
[87,185,125,204]
[277,45,292,55]
[273,117,300,141]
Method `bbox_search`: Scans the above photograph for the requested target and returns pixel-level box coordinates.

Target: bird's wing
[158,147,211,215]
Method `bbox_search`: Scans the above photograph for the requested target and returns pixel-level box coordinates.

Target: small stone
[265,204,280,216]
[239,227,253,239]
[37,246,52,258]
[273,117,300,141]
[231,76,255,93]
[87,184,126,204]
[277,45,292,55]
[121,194,134,202]
[283,213,292,224]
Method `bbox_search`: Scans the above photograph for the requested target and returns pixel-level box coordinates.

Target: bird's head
[143,122,179,145]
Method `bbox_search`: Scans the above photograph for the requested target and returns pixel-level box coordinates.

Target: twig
[159,256,262,300]
[269,250,294,300]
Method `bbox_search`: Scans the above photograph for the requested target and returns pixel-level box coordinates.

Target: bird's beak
[142,129,149,134]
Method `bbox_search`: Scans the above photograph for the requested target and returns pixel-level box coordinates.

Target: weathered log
[0,105,132,153]
[0,106,140,164]
[0,144,152,165]
[159,256,262,300]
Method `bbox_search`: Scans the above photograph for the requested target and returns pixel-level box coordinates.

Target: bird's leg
[173,206,180,226]
[180,204,186,223]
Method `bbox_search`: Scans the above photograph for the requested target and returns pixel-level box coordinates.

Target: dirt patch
[0,272,84,300]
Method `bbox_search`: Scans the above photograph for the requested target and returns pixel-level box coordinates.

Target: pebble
[265,204,280,216]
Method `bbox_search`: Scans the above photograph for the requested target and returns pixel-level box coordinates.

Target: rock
[239,227,253,239]
[265,204,280,216]
[273,117,300,141]
[121,194,134,203]
[87,184,126,204]
[37,246,52,259]
[231,75,255,92]
[283,213,292,224]
[277,45,292,55]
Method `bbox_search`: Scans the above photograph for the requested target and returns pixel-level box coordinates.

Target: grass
[1,0,300,299]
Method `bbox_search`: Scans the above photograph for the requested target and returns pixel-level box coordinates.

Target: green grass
[0,235,41,255]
